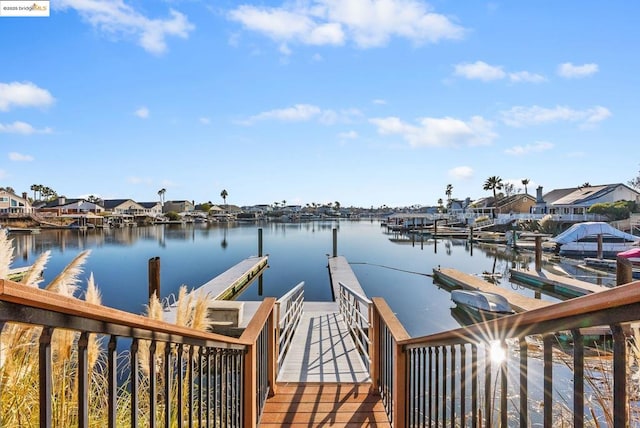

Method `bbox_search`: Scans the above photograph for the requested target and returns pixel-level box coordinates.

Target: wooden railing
[0,279,276,428]
[275,281,304,371]
[371,280,640,427]
[338,281,373,372]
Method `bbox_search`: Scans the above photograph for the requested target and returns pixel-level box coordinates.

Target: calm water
[10,219,544,336]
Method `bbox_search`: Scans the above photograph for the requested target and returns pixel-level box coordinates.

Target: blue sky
[1,1,638,208]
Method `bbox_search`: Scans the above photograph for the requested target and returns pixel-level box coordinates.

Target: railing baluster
[428,346,433,427]
[165,343,172,428]
[500,339,507,428]
[450,344,455,427]
[443,346,448,426]
[78,332,89,428]
[199,347,204,426]
[543,334,553,428]
[188,346,194,428]
[177,344,184,428]
[206,347,212,428]
[519,337,528,427]
[460,345,466,428]
[613,323,628,428]
[471,344,478,428]
[39,327,53,428]
[484,345,492,428]
[149,340,156,428]
[572,330,583,428]
[131,338,139,428]
[422,348,427,427]
[108,336,117,428]
[435,346,440,427]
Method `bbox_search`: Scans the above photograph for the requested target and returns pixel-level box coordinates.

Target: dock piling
[332,228,338,257]
[616,256,633,285]
[535,236,542,272]
[148,256,160,299]
[258,228,263,257]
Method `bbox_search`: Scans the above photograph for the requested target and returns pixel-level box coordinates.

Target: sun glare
[490,340,506,364]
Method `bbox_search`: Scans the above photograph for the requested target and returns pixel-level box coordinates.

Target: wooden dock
[328,256,367,299]
[509,268,609,297]
[433,267,551,312]
[276,301,370,383]
[192,255,268,300]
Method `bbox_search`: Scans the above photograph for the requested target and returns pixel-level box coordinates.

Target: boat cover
[618,247,640,258]
[551,222,640,244]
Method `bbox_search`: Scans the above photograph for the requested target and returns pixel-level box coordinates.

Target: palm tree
[220,189,228,205]
[521,178,530,195]
[445,184,453,208]
[437,198,443,213]
[157,188,166,206]
[30,184,38,201]
[483,176,503,218]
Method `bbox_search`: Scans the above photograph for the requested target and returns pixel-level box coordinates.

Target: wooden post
[148,257,160,300]
[258,228,263,257]
[332,228,338,257]
[268,307,277,397]
[617,256,633,286]
[535,236,542,272]
[597,234,603,259]
[243,343,257,428]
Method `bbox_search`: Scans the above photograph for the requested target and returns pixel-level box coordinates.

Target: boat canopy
[618,247,640,258]
[552,222,640,245]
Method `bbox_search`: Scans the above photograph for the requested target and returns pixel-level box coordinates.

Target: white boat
[551,222,640,257]
[450,290,515,320]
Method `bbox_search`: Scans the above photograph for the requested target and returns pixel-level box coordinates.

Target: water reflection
[7,220,577,337]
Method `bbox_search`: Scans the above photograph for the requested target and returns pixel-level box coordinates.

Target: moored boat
[450,289,515,322]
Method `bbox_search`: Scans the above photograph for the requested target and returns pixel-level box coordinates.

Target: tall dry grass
[0,229,214,426]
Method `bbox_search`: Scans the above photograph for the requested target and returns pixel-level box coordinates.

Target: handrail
[371,279,640,427]
[338,281,373,371]
[0,279,277,428]
[275,281,304,370]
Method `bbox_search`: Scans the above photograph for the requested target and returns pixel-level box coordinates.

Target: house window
[0,197,7,202]
[562,208,570,214]
[573,207,584,215]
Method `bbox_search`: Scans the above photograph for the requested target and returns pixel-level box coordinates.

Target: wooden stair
[260,383,391,427]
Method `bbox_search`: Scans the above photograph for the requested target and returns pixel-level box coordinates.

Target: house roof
[42,198,84,208]
[101,199,135,209]
[546,183,639,206]
[496,193,535,209]
[138,202,161,208]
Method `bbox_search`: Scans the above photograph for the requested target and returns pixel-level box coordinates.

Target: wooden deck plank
[277,302,370,383]
[196,255,268,300]
[261,383,390,428]
[433,267,551,312]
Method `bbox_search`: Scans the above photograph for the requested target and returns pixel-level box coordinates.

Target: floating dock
[509,268,609,297]
[433,267,551,312]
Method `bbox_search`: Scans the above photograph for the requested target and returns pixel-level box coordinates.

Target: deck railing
[275,281,304,371]
[338,281,373,372]
[371,280,640,427]
[0,279,276,428]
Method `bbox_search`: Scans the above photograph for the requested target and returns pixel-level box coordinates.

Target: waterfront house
[138,201,164,218]
[496,193,536,215]
[40,197,104,215]
[0,190,33,215]
[532,183,640,219]
[163,200,195,213]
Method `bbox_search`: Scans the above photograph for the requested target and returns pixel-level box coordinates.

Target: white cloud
[56,0,195,55]
[0,81,55,111]
[9,152,34,161]
[241,104,361,125]
[454,61,545,83]
[135,107,150,118]
[508,71,546,83]
[372,99,387,105]
[557,62,598,78]
[0,121,52,134]
[370,115,497,147]
[448,166,473,180]
[199,117,211,125]
[454,61,505,81]
[228,0,465,50]
[500,105,611,127]
[504,141,554,156]
[338,130,358,139]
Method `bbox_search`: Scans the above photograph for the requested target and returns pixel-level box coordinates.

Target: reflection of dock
[433,267,550,312]
[509,268,609,297]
